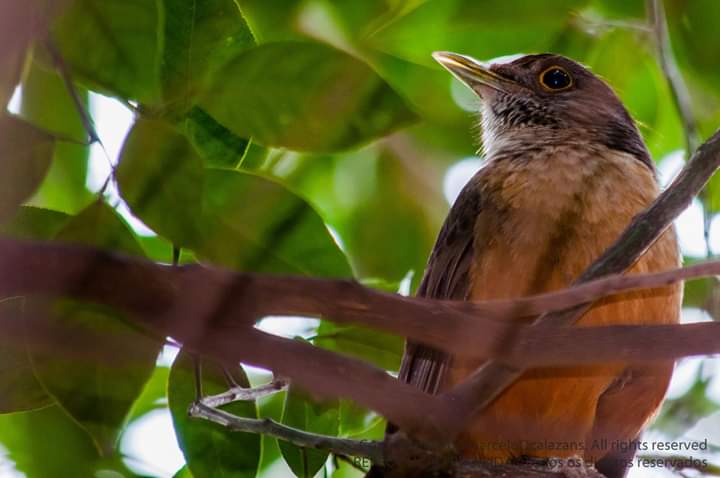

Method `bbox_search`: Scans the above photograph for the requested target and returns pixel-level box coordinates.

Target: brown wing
[398,176,484,395]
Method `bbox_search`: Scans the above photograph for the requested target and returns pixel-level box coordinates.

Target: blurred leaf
[0,297,53,414]
[125,365,170,423]
[51,0,161,103]
[185,107,251,168]
[338,400,383,439]
[0,1,35,107]
[0,115,55,223]
[235,0,305,43]
[257,389,287,473]
[0,207,70,414]
[655,371,720,438]
[174,465,194,478]
[199,168,353,277]
[0,403,144,477]
[335,151,438,285]
[28,142,94,214]
[666,0,720,99]
[28,202,161,454]
[587,0,645,19]
[0,206,71,241]
[683,277,713,310]
[117,118,207,247]
[331,457,366,478]
[366,0,588,66]
[313,323,402,372]
[201,41,417,152]
[118,119,350,276]
[168,351,261,478]
[280,383,339,478]
[19,61,88,141]
[17,61,93,212]
[0,405,101,477]
[54,201,146,256]
[161,0,255,113]
[240,141,270,170]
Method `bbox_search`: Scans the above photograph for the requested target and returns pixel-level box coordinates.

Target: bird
[369,52,681,478]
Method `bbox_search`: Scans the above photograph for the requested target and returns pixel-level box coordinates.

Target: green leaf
[233,0,304,43]
[161,0,256,113]
[125,365,171,422]
[199,168,353,277]
[0,405,101,477]
[54,201,146,256]
[27,202,161,454]
[118,119,352,277]
[257,388,287,473]
[51,0,161,103]
[17,63,94,213]
[0,2,35,107]
[185,107,251,168]
[0,297,54,413]
[19,61,89,141]
[280,383,339,478]
[168,351,261,478]
[0,115,55,223]
[0,207,70,414]
[201,41,417,152]
[117,118,207,247]
[313,323,402,372]
[173,465,195,478]
[0,206,71,241]
[338,400,384,440]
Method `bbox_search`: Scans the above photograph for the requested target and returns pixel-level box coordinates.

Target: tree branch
[6,238,720,362]
[647,0,701,154]
[440,128,720,443]
[188,400,385,464]
[7,227,720,437]
[200,378,288,408]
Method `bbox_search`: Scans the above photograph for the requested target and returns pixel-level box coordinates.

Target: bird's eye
[539,66,572,91]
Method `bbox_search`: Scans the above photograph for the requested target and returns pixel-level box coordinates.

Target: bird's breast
[469,145,678,301]
[450,145,681,461]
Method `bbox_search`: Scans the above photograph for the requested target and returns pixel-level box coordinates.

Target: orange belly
[449,224,681,463]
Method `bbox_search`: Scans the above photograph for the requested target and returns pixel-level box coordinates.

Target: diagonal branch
[439,128,720,443]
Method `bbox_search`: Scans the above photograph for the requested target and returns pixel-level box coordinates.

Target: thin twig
[647,0,712,258]
[647,0,701,154]
[440,128,720,442]
[188,401,384,464]
[200,378,288,408]
[43,37,99,144]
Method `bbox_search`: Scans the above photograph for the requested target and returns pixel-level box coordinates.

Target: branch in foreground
[6,237,720,364]
[8,237,720,437]
[200,378,288,408]
[188,401,384,464]
[190,400,605,477]
[440,128,720,443]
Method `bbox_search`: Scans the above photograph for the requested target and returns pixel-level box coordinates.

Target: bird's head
[433,51,651,165]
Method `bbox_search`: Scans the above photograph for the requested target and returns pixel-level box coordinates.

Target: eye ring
[539,66,573,91]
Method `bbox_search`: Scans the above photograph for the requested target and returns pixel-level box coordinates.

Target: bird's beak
[432,51,516,95]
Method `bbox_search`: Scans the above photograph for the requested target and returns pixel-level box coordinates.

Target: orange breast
[447,150,682,462]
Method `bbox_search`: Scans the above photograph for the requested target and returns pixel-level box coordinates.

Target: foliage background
[1,0,720,477]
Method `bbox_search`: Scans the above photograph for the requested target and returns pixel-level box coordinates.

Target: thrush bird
[371,52,681,478]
